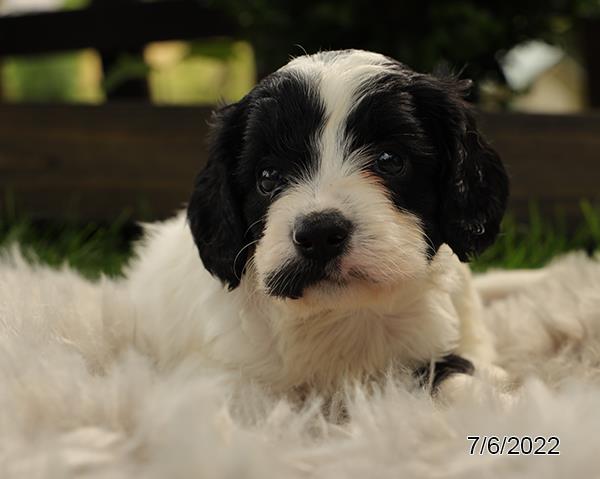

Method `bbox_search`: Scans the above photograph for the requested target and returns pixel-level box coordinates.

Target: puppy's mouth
[264,260,370,299]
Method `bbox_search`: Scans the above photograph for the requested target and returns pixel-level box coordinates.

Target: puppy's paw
[435,364,516,409]
[435,372,477,403]
[415,355,516,407]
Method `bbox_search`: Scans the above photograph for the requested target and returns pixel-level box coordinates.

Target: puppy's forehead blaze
[251,53,401,181]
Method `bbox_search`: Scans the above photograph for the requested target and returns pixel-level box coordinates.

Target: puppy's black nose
[293,210,352,263]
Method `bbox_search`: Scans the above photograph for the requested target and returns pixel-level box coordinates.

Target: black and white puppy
[126,50,508,396]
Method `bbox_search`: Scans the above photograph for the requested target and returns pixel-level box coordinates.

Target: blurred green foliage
[212,0,600,84]
[102,53,150,95]
[0,216,134,279]
[473,201,600,271]
[4,0,600,102]
[147,39,256,104]
[1,39,254,104]
[576,0,600,16]
[64,0,90,9]
[3,52,84,102]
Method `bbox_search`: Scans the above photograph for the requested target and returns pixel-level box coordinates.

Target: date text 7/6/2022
[467,436,560,455]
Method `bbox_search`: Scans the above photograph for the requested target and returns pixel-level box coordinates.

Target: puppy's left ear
[409,76,509,261]
[187,101,249,289]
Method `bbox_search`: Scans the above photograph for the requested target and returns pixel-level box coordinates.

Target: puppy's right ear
[187,101,249,289]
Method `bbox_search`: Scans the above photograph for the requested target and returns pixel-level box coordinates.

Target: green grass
[0,214,136,280]
[1,203,599,280]
[472,201,600,271]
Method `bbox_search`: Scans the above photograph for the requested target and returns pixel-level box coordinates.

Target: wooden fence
[1,103,598,222]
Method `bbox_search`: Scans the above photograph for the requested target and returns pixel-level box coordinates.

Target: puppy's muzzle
[293,210,353,265]
[264,210,354,299]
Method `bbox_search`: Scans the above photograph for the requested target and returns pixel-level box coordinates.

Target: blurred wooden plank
[480,111,600,220]
[0,0,235,56]
[0,103,211,219]
[0,104,598,221]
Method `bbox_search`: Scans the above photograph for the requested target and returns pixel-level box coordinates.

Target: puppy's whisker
[244,216,267,237]
[233,240,260,281]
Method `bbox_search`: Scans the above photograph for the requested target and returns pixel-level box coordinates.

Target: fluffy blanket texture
[1,251,599,478]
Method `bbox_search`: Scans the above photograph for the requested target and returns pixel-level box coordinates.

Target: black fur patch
[345,71,441,257]
[264,259,329,299]
[345,67,508,260]
[414,354,475,391]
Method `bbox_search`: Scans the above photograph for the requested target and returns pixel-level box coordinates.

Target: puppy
[125,50,508,397]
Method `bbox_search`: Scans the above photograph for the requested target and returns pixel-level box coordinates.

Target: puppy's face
[188,50,508,307]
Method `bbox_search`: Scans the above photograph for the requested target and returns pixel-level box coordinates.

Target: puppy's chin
[262,260,419,313]
[273,278,407,315]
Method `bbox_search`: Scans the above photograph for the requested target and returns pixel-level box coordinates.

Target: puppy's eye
[375,152,407,176]
[258,168,284,196]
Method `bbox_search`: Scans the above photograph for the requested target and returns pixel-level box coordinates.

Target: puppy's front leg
[428,260,514,403]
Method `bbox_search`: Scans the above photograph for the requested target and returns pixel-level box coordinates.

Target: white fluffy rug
[1,250,600,478]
